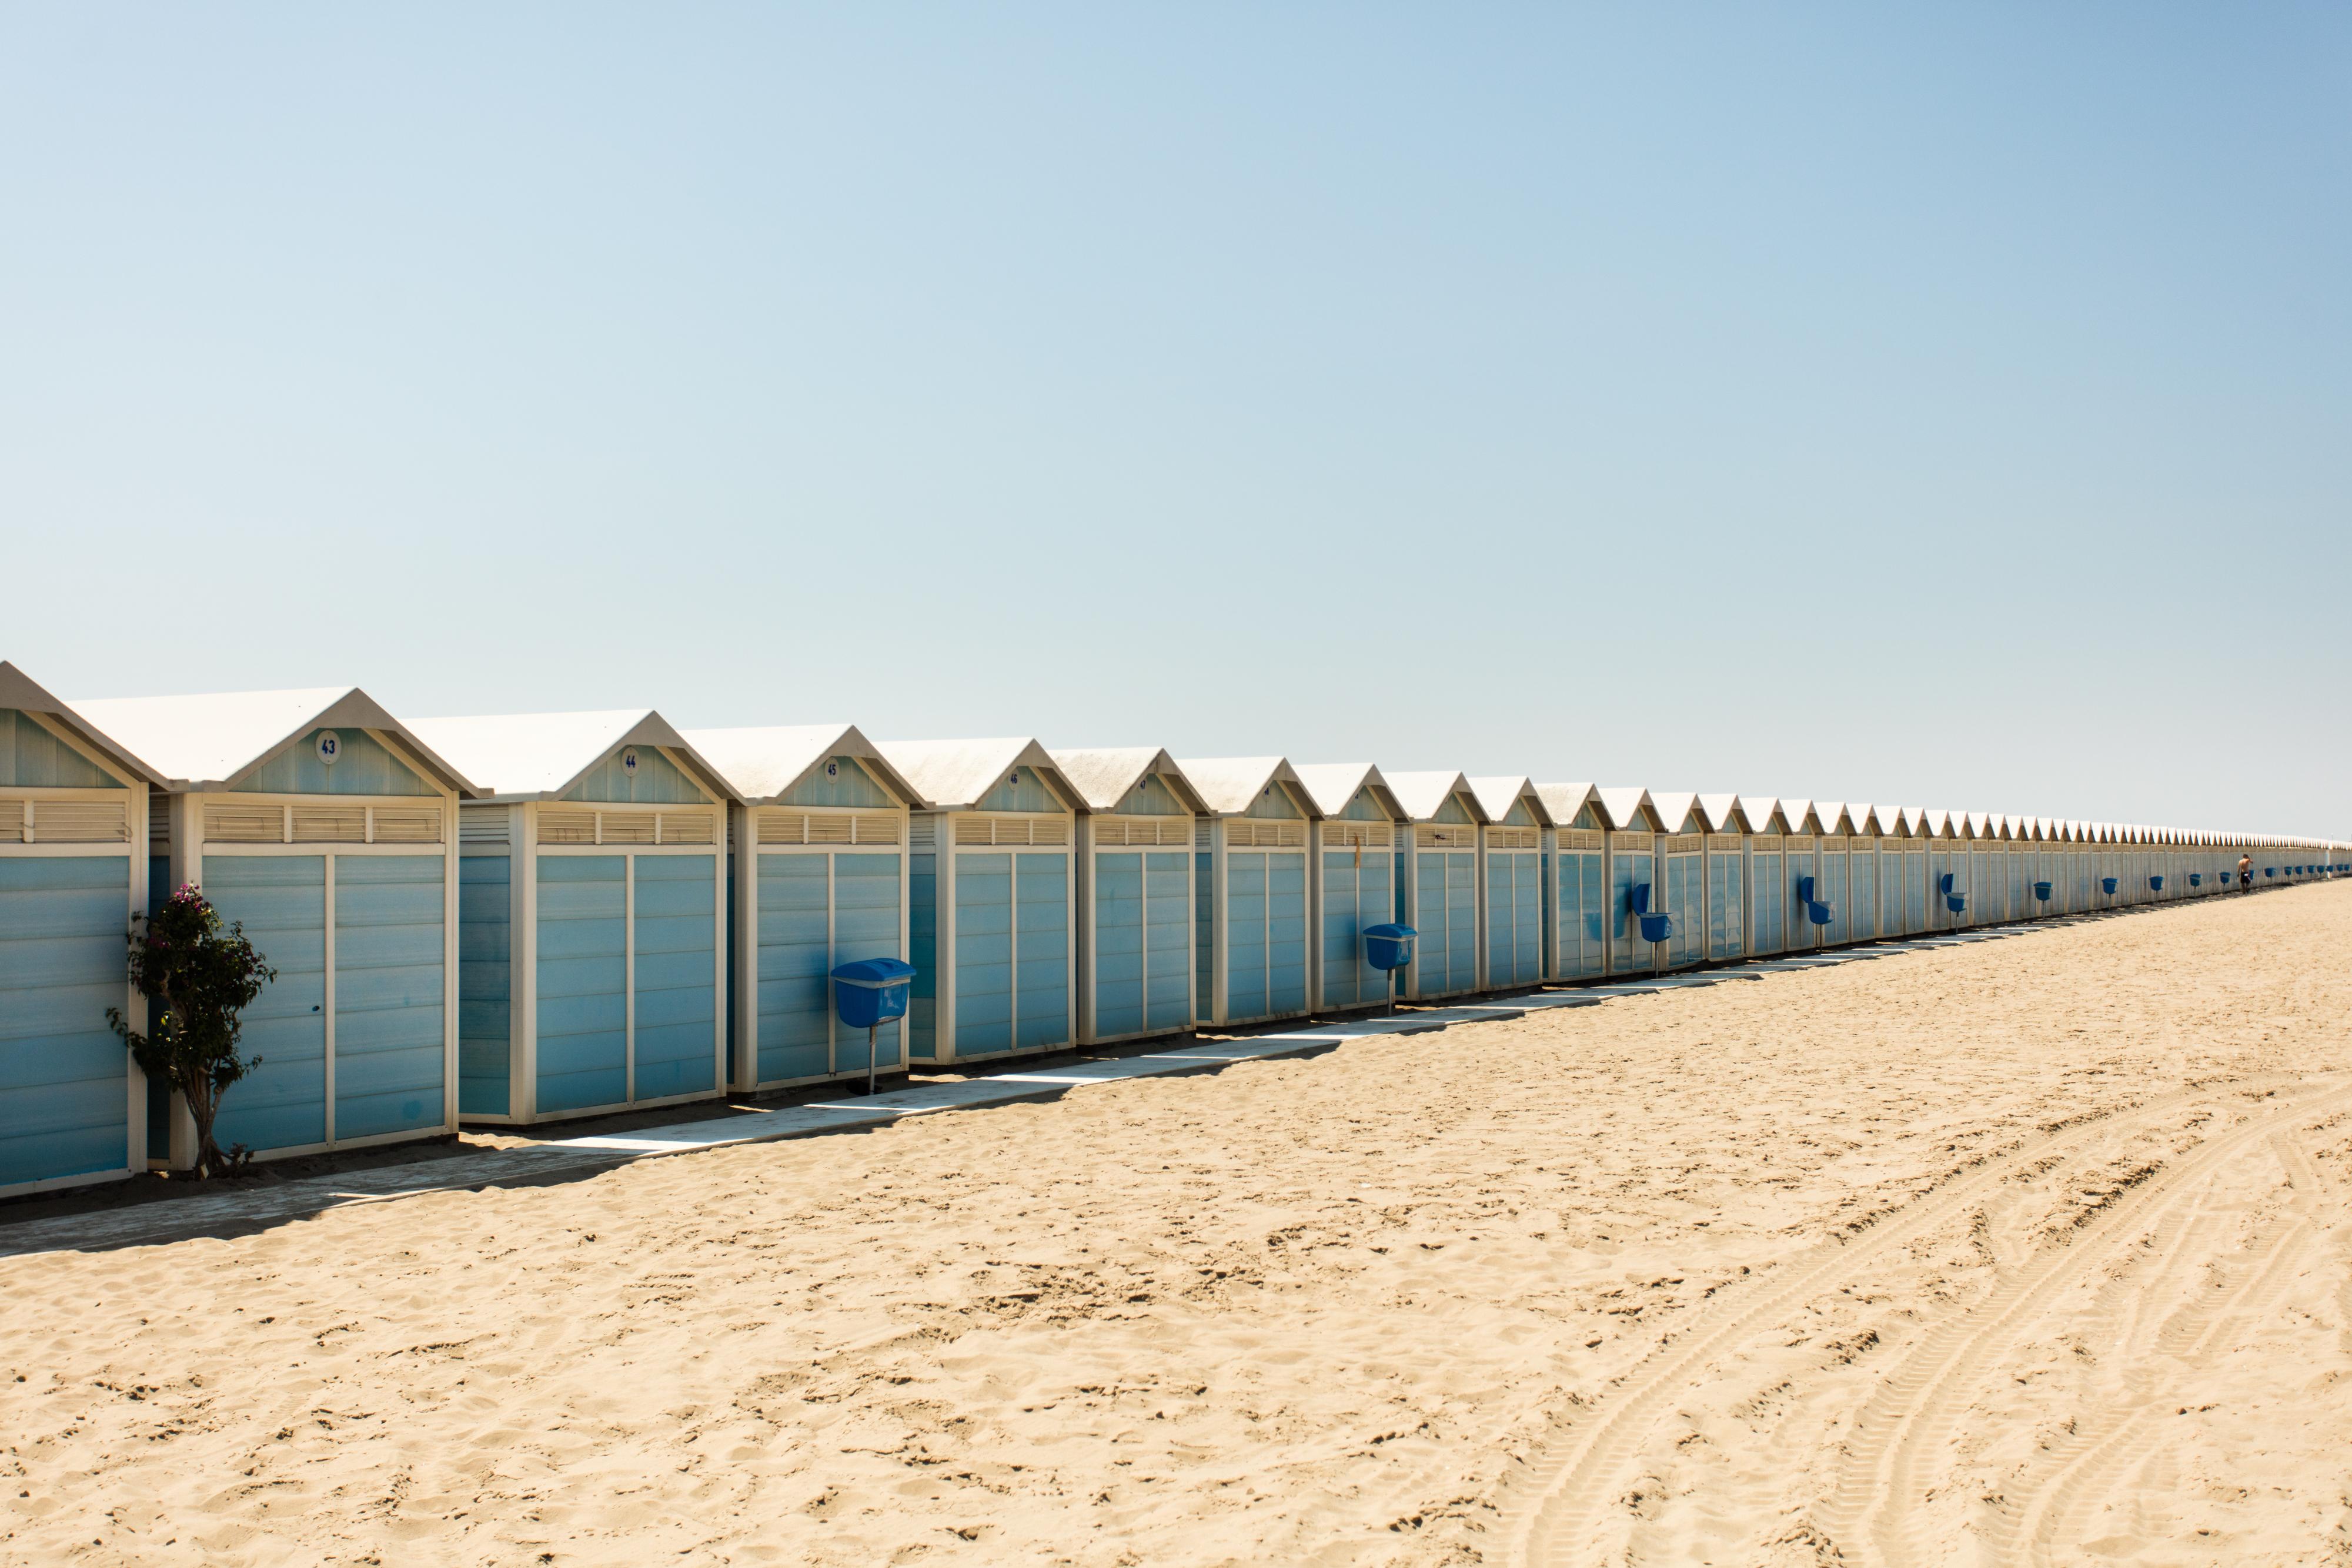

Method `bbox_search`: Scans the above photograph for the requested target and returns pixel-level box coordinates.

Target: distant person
[2239,853,2253,892]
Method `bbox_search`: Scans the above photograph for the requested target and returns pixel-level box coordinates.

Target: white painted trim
[322,851,338,1144]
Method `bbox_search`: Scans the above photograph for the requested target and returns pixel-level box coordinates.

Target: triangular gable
[1595,787,1654,832]
[781,755,898,810]
[1243,780,1304,820]
[566,743,711,805]
[1433,793,1474,825]
[976,765,1068,815]
[1107,771,1188,817]
[1338,785,1392,823]
[1502,800,1534,827]
[1696,794,1746,834]
[248,727,436,798]
[0,707,125,790]
[75,685,472,795]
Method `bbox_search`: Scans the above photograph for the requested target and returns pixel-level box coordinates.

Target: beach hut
[0,664,165,1195]
[407,711,729,1125]
[1646,791,1709,971]
[872,740,1078,1066]
[1171,757,1315,1028]
[2005,817,2033,918]
[1780,801,1828,947]
[1739,797,1792,957]
[1920,811,1962,930]
[1384,772,1491,997]
[1594,787,1665,975]
[1539,783,1607,981]
[679,726,921,1092]
[1698,795,1750,961]
[1846,806,1885,943]
[1049,748,1207,1045]
[1810,803,1856,947]
[1294,765,1408,1012]
[1969,814,2002,925]
[1874,808,1915,935]
[76,686,472,1164]
[1468,777,1552,990]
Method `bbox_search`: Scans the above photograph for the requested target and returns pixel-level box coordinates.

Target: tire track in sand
[2001,1128,2336,1565]
[1816,1079,2352,1567]
[1501,1072,2314,1568]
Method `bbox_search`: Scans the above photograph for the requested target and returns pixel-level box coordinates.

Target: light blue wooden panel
[634,854,716,1099]
[1555,851,1606,979]
[1144,852,1191,1031]
[1267,851,1306,1015]
[1975,851,1997,921]
[458,854,511,1116]
[1014,853,1070,1049]
[1194,852,1212,1022]
[0,856,129,1186]
[975,770,1059,814]
[0,710,122,788]
[1850,851,1879,938]
[1568,805,1597,830]
[1109,774,1184,817]
[954,852,1013,1057]
[1338,788,1388,823]
[757,855,830,1082]
[536,856,626,1112]
[1509,851,1542,984]
[1608,850,1649,974]
[782,756,896,809]
[907,852,937,1058]
[245,728,432,797]
[1749,851,1785,955]
[1910,852,1930,930]
[1663,853,1702,969]
[1225,852,1267,1019]
[1093,852,1145,1039]
[203,855,326,1152]
[1320,853,1369,1008]
[334,855,446,1140]
[1242,784,1301,820]
[1818,855,1847,946]
[1433,794,1473,825]
[1502,800,1534,827]
[1708,854,1744,959]
[836,853,902,1068]
[565,746,707,805]
[1444,853,1476,991]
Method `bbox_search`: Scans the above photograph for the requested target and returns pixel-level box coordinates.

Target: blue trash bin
[1806,900,1833,927]
[2102,877,2119,895]
[2189,874,2202,887]
[1946,893,1967,914]
[2033,880,2053,901]
[1362,924,1416,1014]
[1639,912,1673,944]
[831,957,916,1094]
[2150,875,2164,892]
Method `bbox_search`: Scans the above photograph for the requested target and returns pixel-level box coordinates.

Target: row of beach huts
[2,659,2344,1197]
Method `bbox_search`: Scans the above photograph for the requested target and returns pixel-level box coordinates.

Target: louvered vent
[1556,828,1603,851]
[954,815,1069,847]
[909,815,936,848]
[459,808,510,845]
[760,812,807,845]
[149,793,171,846]
[1322,822,1392,851]
[1608,831,1655,853]
[1852,837,1878,852]
[539,808,598,845]
[1750,834,1784,851]
[1708,834,1743,852]
[601,811,657,845]
[659,811,716,845]
[1227,821,1306,849]
[853,815,902,845]
[1820,836,1849,852]
[375,806,445,844]
[801,813,849,845]
[1787,835,1816,852]
[1487,827,1539,851]
[0,798,25,841]
[1194,819,1212,850]
[1662,834,1703,855]
[292,805,368,843]
[1093,817,1190,847]
[1418,825,1476,850]
[207,803,285,843]
[23,800,129,842]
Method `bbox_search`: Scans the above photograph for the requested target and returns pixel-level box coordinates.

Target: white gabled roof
[1047,747,1210,815]
[1384,770,1484,824]
[1594,786,1654,831]
[1468,775,1552,828]
[1648,790,1701,833]
[76,685,473,794]
[0,660,166,787]
[1171,756,1307,818]
[1292,764,1401,821]
[874,737,1069,812]
[409,710,722,802]
[1697,793,1746,833]
[1736,795,1782,830]
[1536,782,1599,825]
[681,723,918,808]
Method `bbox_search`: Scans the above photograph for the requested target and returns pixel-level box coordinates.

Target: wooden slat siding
[202,855,329,1152]
[0,855,134,1187]
[457,852,512,1117]
[632,853,718,1100]
[534,855,629,1113]
[333,855,447,1141]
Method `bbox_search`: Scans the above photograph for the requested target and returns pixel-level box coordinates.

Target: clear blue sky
[5,6,2345,835]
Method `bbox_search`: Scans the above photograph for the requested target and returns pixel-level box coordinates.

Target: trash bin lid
[831,957,917,988]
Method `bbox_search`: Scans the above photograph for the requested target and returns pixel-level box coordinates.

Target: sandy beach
[6,883,2351,1567]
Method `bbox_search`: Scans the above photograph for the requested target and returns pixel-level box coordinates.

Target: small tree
[109,884,276,1178]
